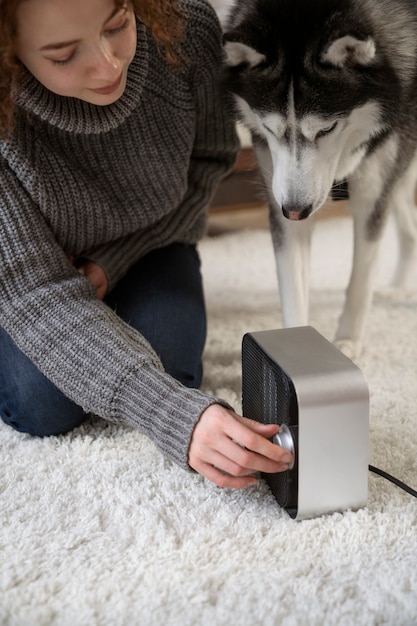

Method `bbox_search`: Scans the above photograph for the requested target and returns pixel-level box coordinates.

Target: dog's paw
[334,339,362,361]
[375,285,415,302]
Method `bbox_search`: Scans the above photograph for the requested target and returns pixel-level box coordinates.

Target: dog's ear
[223,32,266,67]
[322,35,376,67]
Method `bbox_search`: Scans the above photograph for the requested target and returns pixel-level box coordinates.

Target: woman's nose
[89,42,120,79]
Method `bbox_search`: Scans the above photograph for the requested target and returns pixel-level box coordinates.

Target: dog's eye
[316,122,337,139]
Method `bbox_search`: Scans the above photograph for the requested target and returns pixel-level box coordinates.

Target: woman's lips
[90,73,123,95]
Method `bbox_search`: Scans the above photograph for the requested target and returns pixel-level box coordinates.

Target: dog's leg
[269,205,313,327]
[335,138,399,358]
[389,158,417,289]
[335,211,382,358]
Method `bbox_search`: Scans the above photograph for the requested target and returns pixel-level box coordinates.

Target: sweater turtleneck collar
[17,21,149,135]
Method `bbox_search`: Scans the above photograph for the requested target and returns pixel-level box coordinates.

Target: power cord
[369,465,417,498]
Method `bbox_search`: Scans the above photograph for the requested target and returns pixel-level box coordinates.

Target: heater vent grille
[242,334,298,513]
[242,337,291,425]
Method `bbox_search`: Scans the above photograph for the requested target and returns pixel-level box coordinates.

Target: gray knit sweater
[0,0,239,469]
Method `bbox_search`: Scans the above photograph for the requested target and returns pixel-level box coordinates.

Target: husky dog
[210,0,417,357]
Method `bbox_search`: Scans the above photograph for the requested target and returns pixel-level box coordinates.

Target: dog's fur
[210,0,417,357]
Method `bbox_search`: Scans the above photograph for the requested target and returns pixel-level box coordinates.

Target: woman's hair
[0,0,186,138]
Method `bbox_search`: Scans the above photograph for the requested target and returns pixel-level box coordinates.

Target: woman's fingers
[188,404,293,488]
[194,461,259,489]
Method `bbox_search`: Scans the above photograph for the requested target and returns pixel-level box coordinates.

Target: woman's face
[16,0,137,105]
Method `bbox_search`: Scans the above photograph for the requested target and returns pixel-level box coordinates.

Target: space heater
[242,326,369,520]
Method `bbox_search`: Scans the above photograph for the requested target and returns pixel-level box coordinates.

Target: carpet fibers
[1,216,416,626]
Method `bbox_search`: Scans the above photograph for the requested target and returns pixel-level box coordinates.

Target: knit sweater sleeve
[0,162,230,470]
[80,0,239,290]
[175,0,239,221]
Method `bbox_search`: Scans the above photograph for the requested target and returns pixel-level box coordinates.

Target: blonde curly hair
[0,0,186,137]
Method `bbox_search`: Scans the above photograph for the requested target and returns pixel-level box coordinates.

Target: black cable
[369,465,417,498]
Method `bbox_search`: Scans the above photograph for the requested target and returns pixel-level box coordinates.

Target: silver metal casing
[242,326,369,520]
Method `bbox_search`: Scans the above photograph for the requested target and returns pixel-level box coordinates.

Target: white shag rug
[1,216,417,626]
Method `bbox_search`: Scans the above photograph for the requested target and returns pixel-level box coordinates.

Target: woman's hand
[188,404,293,488]
[76,260,108,300]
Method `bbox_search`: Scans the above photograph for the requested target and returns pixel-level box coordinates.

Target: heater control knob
[273,424,295,470]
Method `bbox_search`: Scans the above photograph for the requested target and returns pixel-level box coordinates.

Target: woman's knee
[106,243,207,389]
[0,327,86,437]
[0,389,86,437]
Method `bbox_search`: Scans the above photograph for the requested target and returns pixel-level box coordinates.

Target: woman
[0,0,292,487]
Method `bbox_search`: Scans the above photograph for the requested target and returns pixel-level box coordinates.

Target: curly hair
[0,0,186,138]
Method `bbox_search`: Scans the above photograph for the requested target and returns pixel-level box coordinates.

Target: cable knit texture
[0,0,239,469]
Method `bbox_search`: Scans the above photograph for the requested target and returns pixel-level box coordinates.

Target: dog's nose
[282,204,313,221]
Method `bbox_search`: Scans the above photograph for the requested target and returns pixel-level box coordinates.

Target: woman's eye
[316,122,337,139]
[106,17,129,36]
[51,53,75,66]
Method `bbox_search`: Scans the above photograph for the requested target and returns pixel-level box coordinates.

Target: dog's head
[220,0,403,220]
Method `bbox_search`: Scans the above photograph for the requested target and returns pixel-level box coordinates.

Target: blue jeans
[0,244,206,436]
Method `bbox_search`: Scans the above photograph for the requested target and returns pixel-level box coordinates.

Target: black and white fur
[210,0,417,357]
